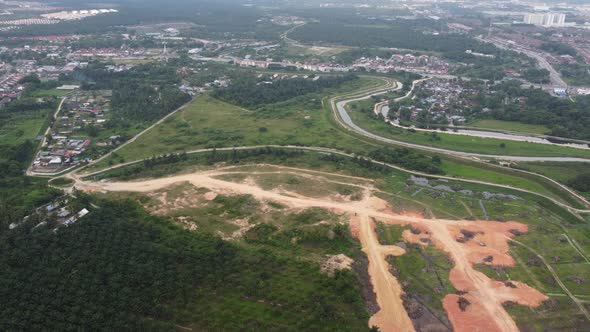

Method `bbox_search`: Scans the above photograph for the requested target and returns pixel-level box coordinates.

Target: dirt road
[355,215,414,332]
[76,169,551,332]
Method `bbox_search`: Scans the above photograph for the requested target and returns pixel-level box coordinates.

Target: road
[26,96,68,176]
[331,79,590,163]
[479,36,567,89]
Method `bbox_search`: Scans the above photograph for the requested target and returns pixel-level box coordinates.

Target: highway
[478,36,568,88]
[332,80,590,162]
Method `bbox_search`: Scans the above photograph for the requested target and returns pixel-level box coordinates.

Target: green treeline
[540,42,577,57]
[75,63,191,124]
[568,173,590,193]
[0,197,371,331]
[213,74,358,108]
[96,146,442,184]
[290,21,496,53]
[472,81,590,140]
[368,148,443,174]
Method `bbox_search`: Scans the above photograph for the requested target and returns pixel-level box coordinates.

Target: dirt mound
[321,254,354,277]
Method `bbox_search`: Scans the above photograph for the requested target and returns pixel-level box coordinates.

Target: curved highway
[331,80,590,163]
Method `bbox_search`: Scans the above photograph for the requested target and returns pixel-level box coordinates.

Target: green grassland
[467,119,550,135]
[0,109,49,146]
[28,89,70,98]
[90,76,384,170]
[514,162,590,200]
[48,177,75,188]
[345,99,590,158]
[517,162,589,184]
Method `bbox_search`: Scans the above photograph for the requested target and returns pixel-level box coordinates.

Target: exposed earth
[75,166,549,332]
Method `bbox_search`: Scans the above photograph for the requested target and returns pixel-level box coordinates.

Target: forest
[212,73,357,108]
[0,0,282,40]
[74,62,191,124]
[0,196,372,331]
[557,62,590,86]
[540,42,578,57]
[368,147,443,175]
[290,20,497,54]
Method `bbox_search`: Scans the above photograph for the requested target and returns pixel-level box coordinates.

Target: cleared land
[76,165,561,332]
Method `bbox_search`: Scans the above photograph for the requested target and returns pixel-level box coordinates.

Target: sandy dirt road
[354,215,414,332]
[77,170,549,332]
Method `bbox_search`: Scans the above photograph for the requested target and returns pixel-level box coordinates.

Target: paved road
[332,82,590,163]
[478,36,567,88]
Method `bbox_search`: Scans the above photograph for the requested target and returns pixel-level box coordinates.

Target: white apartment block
[523,13,566,27]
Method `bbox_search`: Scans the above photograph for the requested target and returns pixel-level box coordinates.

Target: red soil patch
[447,222,528,266]
[443,294,503,332]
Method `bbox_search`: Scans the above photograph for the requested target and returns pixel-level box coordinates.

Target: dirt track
[77,169,548,332]
[352,215,414,332]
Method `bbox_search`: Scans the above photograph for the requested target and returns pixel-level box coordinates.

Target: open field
[286,44,349,57]
[514,162,590,200]
[77,77,589,210]
[467,119,550,136]
[89,76,384,169]
[28,89,70,98]
[0,110,49,146]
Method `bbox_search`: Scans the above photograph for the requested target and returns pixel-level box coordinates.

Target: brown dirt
[320,254,354,277]
[353,215,415,332]
[77,169,548,332]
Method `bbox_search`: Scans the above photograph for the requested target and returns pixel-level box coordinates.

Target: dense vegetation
[568,173,590,193]
[540,42,577,57]
[471,81,590,140]
[213,73,357,108]
[74,62,191,124]
[0,135,61,234]
[0,196,371,331]
[522,68,550,84]
[290,21,492,53]
[557,62,590,86]
[368,148,443,174]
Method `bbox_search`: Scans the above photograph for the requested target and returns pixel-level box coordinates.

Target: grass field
[516,162,588,184]
[92,76,383,168]
[286,44,348,57]
[345,100,590,158]
[467,119,550,135]
[515,161,590,200]
[0,110,49,146]
[82,73,589,208]
[29,89,70,98]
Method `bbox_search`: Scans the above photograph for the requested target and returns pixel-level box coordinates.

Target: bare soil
[77,167,548,332]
